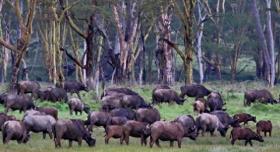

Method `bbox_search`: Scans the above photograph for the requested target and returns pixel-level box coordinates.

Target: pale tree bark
[164,0,196,84]
[194,0,207,84]
[266,0,276,86]
[112,0,154,84]
[0,0,37,89]
[251,0,274,86]
[59,0,95,88]
[156,4,174,84]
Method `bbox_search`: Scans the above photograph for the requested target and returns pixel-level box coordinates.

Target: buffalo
[135,108,160,124]
[23,110,56,139]
[4,94,35,113]
[68,97,90,115]
[193,98,208,113]
[101,87,138,99]
[180,84,211,99]
[233,113,256,125]
[62,80,88,99]
[101,94,123,111]
[86,111,112,130]
[210,110,240,128]
[152,88,184,105]
[256,120,272,137]
[2,120,30,144]
[123,120,150,145]
[35,107,58,120]
[53,119,96,147]
[244,89,277,106]
[110,116,128,125]
[149,121,185,148]
[207,92,225,112]
[120,94,149,109]
[17,80,40,97]
[173,115,198,140]
[230,127,264,146]
[110,108,136,120]
[104,125,125,144]
[37,87,68,102]
[196,113,227,137]
[0,113,16,130]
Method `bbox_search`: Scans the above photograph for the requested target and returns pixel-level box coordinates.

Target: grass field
[0,81,280,152]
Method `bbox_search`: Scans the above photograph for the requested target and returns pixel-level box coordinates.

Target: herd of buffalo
[0,81,277,148]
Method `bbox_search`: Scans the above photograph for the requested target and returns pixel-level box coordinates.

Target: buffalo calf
[256,120,272,137]
[233,113,256,125]
[2,120,30,144]
[105,125,125,144]
[230,127,264,146]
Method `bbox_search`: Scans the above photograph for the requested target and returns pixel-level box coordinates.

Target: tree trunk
[266,0,275,86]
[251,0,272,85]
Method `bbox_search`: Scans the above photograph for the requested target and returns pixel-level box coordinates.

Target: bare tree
[0,0,37,88]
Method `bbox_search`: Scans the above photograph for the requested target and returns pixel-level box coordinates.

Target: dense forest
[0,0,280,88]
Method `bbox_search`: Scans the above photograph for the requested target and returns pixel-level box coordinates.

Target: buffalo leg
[245,140,248,146]
[43,132,46,139]
[78,138,82,146]
[249,140,253,146]
[48,129,53,139]
[269,131,272,137]
[105,135,110,144]
[75,111,78,115]
[155,139,160,148]
[177,138,182,148]
[69,140,73,147]
[170,141,174,147]
[264,131,267,137]
[124,133,129,145]
[4,133,12,144]
[231,139,235,145]
[149,136,154,148]
[120,135,124,145]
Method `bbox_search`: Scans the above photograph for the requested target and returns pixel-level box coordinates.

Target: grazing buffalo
[123,120,150,145]
[37,87,68,102]
[35,107,58,120]
[2,120,30,144]
[49,87,68,102]
[86,111,111,130]
[110,117,128,125]
[193,98,208,113]
[101,94,123,111]
[17,81,40,97]
[110,108,136,120]
[207,92,225,112]
[0,113,16,130]
[104,125,125,144]
[101,87,138,99]
[23,110,56,139]
[233,113,256,125]
[62,80,88,99]
[244,89,277,106]
[121,95,149,109]
[173,115,198,140]
[180,84,211,99]
[135,108,160,124]
[4,94,35,113]
[149,121,185,148]
[230,127,264,146]
[256,120,272,137]
[196,113,227,137]
[152,89,184,105]
[211,111,240,128]
[53,119,95,147]
[68,98,90,115]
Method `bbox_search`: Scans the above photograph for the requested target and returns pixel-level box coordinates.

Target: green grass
[1,81,280,152]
